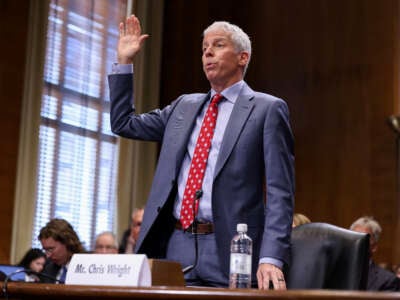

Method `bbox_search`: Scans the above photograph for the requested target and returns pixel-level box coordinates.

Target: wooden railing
[2,282,400,300]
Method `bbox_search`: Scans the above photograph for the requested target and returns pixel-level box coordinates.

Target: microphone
[195,189,203,199]
[31,269,64,283]
[388,115,400,134]
[2,269,63,299]
[182,189,202,274]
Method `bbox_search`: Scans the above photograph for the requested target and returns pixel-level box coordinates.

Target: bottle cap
[237,223,247,233]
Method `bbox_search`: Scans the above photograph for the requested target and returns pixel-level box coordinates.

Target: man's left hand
[256,263,286,290]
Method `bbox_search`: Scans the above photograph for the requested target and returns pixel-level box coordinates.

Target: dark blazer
[118,228,130,254]
[368,261,400,291]
[109,73,295,281]
[40,260,61,283]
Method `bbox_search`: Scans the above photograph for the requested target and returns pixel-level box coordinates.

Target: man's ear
[238,51,249,67]
[370,241,378,254]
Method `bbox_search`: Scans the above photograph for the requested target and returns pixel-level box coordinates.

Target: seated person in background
[119,207,144,253]
[39,218,85,283]
[393,264,400,279]
[94,231,118,254]
[377,262,392,271]
[17,248,46,282]
[292,213,311,227]
[350,216,400,291]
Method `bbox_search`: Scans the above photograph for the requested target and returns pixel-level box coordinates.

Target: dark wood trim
[2,282,400,300]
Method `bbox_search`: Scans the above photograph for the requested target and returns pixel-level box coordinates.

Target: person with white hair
[350,216,399,291]
[94,232,118,254]
[109,15,294,289]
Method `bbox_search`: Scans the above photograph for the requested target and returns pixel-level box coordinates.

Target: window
[31,0,128,251]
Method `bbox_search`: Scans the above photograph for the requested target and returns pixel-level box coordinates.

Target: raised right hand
[117,15,149,64]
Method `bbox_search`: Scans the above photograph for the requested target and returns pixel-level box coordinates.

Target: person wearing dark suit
[40,261,62,283]
[368,261,399,291]
[109,15,295,289]
[38,218,85,283]
[118,207,144,254]
[350,216,400,291]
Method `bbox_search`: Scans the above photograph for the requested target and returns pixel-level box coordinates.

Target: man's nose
[203,47,213,56]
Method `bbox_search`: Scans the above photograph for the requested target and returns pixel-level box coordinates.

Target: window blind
[32,0,127,251]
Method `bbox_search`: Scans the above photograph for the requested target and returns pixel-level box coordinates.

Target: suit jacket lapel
[214,84,255,179]
[172,93,210,177]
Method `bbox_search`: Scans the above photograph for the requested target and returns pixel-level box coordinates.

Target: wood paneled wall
[160,0,400,264]
[0,0,30,263]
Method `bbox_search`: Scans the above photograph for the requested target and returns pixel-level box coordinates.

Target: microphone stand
[182,189,202,274]
[388,116,400,205]
[388,115,400,260]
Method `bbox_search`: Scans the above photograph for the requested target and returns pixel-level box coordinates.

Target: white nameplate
[65,254,151,286]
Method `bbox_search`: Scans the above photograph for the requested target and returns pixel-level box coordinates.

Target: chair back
[286,222,369,290]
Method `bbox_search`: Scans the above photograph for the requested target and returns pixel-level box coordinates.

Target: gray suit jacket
[109,73,295,280]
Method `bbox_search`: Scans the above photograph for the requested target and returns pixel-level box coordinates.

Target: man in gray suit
[109,15,295,289]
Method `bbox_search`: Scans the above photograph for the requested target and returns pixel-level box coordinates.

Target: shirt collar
[210,80,244,104]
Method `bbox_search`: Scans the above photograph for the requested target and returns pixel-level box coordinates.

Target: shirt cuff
[111,63,133,74]
[259,257,284,269]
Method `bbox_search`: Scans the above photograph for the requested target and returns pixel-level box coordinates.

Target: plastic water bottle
[229,223,252,288]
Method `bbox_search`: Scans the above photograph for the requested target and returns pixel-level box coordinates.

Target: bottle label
[230,253,251,274]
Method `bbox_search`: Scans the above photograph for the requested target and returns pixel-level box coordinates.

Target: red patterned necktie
[180,93,223,229]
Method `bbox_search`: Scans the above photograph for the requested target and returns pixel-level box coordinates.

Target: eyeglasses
[131,221,142,228]
[42,246,56,255]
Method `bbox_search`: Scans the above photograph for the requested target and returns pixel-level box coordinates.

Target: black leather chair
[286,222,369,290]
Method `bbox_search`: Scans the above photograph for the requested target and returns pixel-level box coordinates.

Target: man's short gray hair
[350,216,382,242]
[203,21,252,75]
[95,231,119,249]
